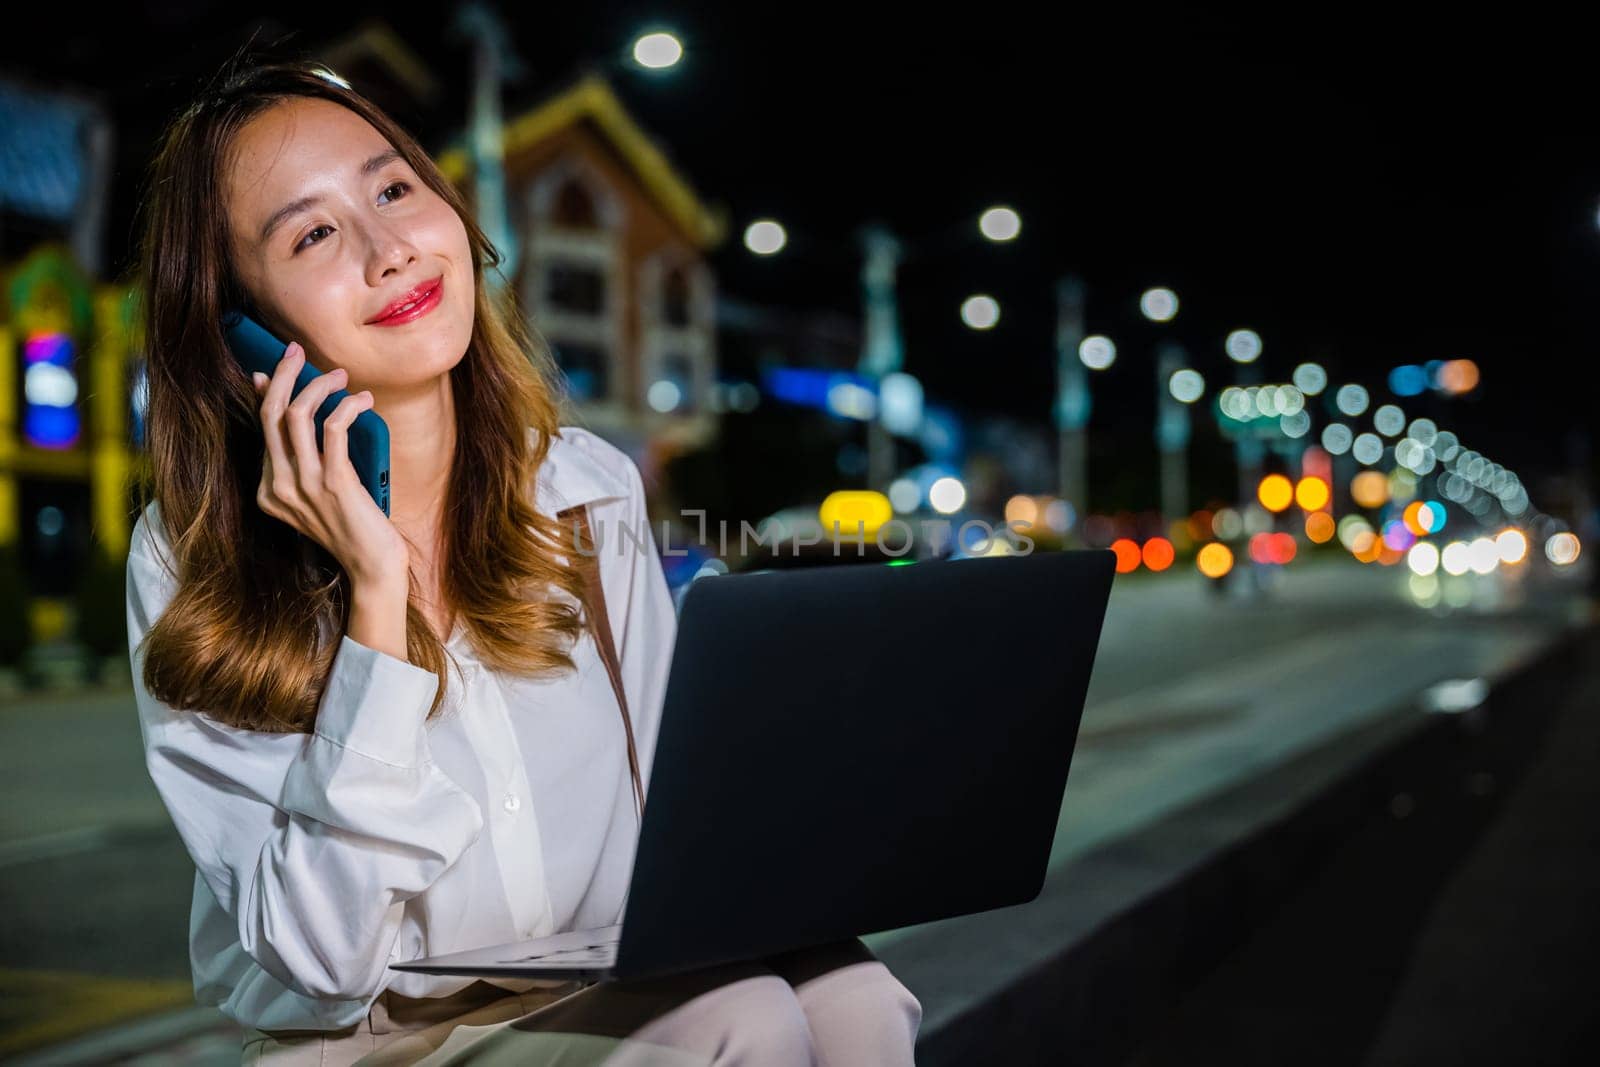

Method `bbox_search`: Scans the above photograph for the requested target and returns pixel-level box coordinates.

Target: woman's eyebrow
[257,148,406,244]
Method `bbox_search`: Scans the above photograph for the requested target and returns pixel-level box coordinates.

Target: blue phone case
[221,309,391,516]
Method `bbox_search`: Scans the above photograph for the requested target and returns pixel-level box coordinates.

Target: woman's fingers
[257,343,304,505]
[283,357,349,490]
[320,390,373,492]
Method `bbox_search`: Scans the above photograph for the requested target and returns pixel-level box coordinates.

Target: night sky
[6,8,1596,507]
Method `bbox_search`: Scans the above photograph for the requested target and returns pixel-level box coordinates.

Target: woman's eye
[295,225,333,251]
[379,181,410,204]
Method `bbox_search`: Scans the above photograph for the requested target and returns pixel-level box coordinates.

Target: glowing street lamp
[978,206,1021,242]
[1140,287,1179,322]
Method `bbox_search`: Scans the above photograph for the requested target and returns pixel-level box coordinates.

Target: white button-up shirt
[125,426,678,1033]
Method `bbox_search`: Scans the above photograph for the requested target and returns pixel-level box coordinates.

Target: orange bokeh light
[1111,538,1142,573]
[1305,512,1335,543]
[1351,470,1389,509]
[1402,500,1429,537]
[1142,537,1175,572]
[1439,359,1480,394]
[1258,474,1294,513]
[1295,476,1330,511]
[1197,542,1234,578]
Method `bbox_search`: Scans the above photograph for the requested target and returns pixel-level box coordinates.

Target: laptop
[389,547,1115,983]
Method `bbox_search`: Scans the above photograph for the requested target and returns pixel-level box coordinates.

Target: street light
[1225,328,1263,364]
[1078,335,1117,370]
[978,206,1021,242]
[631,30,685,69]
[1140,287,1179,322]
[744,220,786,255]
[961,295,1001,330]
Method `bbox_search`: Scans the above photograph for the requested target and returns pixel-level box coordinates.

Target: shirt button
[502,793,521,813]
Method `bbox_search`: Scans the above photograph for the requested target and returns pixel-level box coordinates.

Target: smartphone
[221,309,391,516]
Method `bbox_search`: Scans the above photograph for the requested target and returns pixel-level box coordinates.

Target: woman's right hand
[251,341,408,591]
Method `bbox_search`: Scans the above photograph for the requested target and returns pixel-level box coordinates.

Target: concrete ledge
[894,624,1592,1067]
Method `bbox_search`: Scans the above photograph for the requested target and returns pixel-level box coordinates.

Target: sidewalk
[11,571,1590,1064]
[1117,621,1600,1066]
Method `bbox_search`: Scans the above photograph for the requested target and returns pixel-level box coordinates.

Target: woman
[127,57,922,1065]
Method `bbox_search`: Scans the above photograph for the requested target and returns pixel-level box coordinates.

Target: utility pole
[1054,276,1089,520]
[1156,341,1191,527]
[454,2,526,308]
[856,223,904,492]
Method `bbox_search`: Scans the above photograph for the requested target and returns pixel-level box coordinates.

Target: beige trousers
[239,938,922,1066]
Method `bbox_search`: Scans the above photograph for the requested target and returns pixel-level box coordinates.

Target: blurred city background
[1,7,1597,1065]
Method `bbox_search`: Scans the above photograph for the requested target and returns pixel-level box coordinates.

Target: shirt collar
[531,427,633,515]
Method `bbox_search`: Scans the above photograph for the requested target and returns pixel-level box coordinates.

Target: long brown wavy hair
[133,56,593,732]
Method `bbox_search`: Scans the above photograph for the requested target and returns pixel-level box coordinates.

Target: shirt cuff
[312,634,444,768]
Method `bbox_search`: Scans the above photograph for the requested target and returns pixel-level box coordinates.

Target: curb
[902,621,1594,1067]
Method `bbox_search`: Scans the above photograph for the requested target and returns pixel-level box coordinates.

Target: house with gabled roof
[436,70,729,462]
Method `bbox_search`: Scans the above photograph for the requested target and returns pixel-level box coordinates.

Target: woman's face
[223,96,474,394]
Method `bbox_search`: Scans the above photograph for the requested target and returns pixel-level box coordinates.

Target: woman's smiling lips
[365,276,444,326]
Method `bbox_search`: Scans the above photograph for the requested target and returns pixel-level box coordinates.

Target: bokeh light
[888,477,921,513]
[929,476,967,514]
[1142,537,1175,572]
[1079,335,1117,370]
[1388,365,1428,397]
[1305,512,1335,543]
[961,295,1001,330]
[1374,404,1407,437]
[1545,532,1581,565]
[1382,519,1416,552]
[1321,423,1353,455]
[1407,541,1440,576]
[1226,329,1263,363]
[1141,287,1179,322]
[979,206,1022,241]
[1111,538,1142,573]
[1495,528,1528,564]
[1409,572,1442,608]
[743,219,787,255]
[1402,501,1429,537]
[1295,476,1330,511]
[1441,541,1471,576]
[1292,362,1328,395]
[1005,495,1038,527]
[1351,470,1390,508]
[1169,368,1206,403]
[1335,384,1370,417]
[1338,514,1374,551]
[1257,474,1294,512]
[1197,542,1235,578]
[1212,507,1243,540]
[1467,537,1499,575]
[633,31,685,69]
[1439,359,1480,394]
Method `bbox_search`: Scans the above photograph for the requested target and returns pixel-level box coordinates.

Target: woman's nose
[364,222,421,284]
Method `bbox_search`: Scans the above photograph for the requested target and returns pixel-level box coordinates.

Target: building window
[552,180,598,229]
[551,340,608,402]
[647,351,696,414]
[663,268,691,328]
[546,262,605,316]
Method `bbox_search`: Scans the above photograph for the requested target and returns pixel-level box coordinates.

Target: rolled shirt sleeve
[126,518,484,1008]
